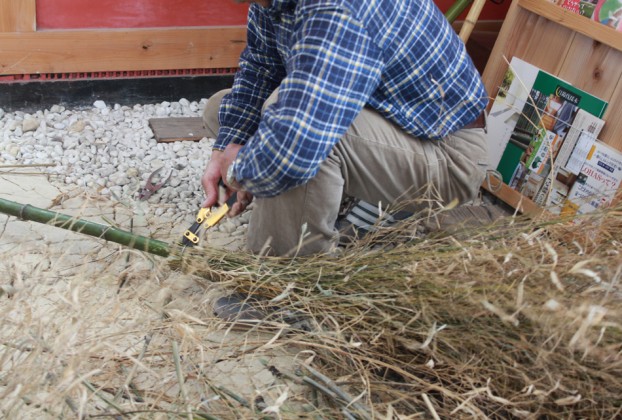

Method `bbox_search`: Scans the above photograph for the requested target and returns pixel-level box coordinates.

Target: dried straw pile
[180,204,622,419]
[1,201,621,419]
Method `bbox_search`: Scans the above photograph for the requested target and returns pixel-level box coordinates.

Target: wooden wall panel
[598,76,622,151]
[0,0,36,32]
[0,27,246,75]
[482,3,575,101]
[514,16,575,74]
[558,34,622,102]
[558,34,622,151]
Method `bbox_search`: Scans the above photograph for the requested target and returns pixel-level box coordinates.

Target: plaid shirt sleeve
[227,8,384,197]
[214,6,286,152]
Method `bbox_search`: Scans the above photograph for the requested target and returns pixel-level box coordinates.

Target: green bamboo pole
[445,0,475,24]
[0,198,171,257]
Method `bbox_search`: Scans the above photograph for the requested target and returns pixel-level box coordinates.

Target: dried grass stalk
[176,204,622,418]
[2,199,621,418]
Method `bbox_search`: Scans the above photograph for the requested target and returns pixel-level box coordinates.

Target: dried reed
[177,203,622,418]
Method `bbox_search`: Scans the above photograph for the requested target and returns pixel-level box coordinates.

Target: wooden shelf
[518,0,622,52]
[482,175,544,216]
[481,0,622,214]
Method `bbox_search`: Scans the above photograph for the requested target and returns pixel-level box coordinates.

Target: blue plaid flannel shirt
[215,0,488,197]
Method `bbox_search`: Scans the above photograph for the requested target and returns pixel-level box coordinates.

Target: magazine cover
[556,0,622,30]
[554,109,605,172]
[532,110,605,210]
[592,0,622,31]
[494,66,608,189]
[558,0,600,17]
[561,141,622,216]
[485,57,540,170]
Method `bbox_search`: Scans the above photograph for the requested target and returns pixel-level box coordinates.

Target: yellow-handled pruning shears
[181,181,237,247]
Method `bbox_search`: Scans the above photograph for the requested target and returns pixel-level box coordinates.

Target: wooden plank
[558,33,622,102]
[482,0,524,96]
[515,16,575,74]
[482,3,574,101]
[149,117,211,143]
[0,0,36,32]
[518,0,622,52]
[555,25,622,152]
[0,26,246,75]
[481,177,544,216]
[599,75,622,151]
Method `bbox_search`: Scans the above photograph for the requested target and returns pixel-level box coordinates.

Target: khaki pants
[203,89,488,256]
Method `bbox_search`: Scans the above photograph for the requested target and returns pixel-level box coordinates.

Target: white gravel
[0,99,217,221]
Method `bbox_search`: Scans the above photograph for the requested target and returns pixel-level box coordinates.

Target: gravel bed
[0,99,220,223]
[0,99,392,238]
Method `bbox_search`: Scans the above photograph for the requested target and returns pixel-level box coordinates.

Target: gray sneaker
[338,199,412,245]
[213,293,266,322]
[213,293,313,331]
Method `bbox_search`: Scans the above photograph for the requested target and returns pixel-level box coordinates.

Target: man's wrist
[225,162,235,185]
[226,162,243,190]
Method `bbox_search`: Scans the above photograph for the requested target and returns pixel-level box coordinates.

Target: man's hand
[201,145,253,217]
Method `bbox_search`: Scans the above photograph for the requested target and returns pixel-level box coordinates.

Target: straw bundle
[177,205,622,418]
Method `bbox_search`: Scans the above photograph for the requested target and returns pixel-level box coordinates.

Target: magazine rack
[481,0,622,214]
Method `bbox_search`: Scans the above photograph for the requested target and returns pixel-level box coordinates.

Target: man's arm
[203,5,285,211]
[214,5,287,151]
[232,9,384,197]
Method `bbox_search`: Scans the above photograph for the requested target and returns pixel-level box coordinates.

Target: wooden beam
[481,177,543,216]
[0,0,36,32]
[149,117,211,143]
[0,26,246,75]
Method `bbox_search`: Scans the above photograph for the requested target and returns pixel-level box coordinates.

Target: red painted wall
[36,0,250,29]
[36,0,510,30]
